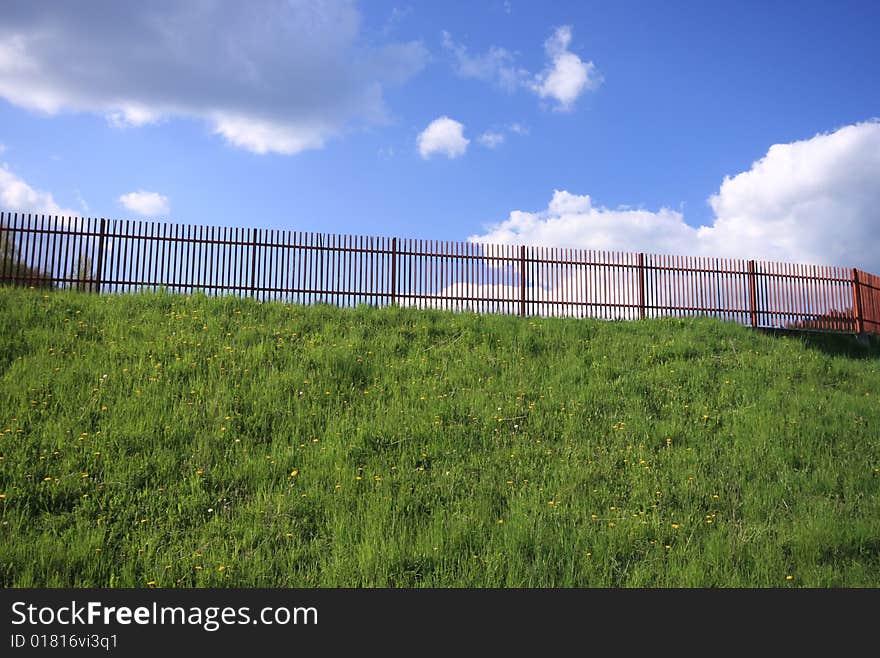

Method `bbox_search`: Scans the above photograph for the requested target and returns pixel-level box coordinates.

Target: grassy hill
[1,286,878,587]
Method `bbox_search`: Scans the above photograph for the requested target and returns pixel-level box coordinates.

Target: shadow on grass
[761,328,880,360]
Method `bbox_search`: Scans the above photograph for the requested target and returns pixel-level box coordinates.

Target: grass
[1,286,879,587]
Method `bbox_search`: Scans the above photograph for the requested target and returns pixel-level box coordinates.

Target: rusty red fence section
[1,212,878,335]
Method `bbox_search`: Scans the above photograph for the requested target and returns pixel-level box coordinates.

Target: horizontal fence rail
[1,212,878,335]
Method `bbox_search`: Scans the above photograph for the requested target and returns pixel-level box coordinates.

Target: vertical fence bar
[249,228,258,299]
[747,259,758,328]
[95,217,106,293]
[519,245,527,316]
[390,236,397,306]
[852,268,864,334]
[637,252,646,320]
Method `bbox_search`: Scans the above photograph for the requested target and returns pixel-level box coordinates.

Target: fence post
[95,217,106,294]
[851,268,864,335]
[249,228,258,298]
[637,252,646,320]
[519,245,527,317]
[747,260,758,328]
[390,237,397,306]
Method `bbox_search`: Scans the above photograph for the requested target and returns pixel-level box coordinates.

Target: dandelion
[786,575,793,581]
[591,514,598,520]
[289,470,299,478]
[147,581,157,587]
[672,523,680,530]
[608,521,616,528]
[497,519,504,524]
[285,532,294,538]
[0,494,4,499]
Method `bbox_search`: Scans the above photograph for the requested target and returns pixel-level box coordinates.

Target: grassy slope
[1,287,878,587]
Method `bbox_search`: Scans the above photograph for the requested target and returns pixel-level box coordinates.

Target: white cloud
[0,2,427,155]
[508,122,529,135]
[478,131,505,149]
[417,116,469,159]
[443,26,600,111]
[470,121,880,273]
[119,190,170,216]
[441,31,523,91]
[528,26,602,111]
[0,163,72,215]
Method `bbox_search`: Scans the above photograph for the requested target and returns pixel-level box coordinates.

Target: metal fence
[1,212,878,335]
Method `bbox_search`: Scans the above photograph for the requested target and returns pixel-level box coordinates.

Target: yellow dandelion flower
[147,581,157,587]
[786,575,793,581]
[590,514,598,520]
[497,519,504,524]
[289,470,298,478]
[672,523,680,530]
[608,521,616,528]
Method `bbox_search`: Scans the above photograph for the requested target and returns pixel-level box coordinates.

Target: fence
[1,212,878,335]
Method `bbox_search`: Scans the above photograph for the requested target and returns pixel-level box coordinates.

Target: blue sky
[1,1,879,270]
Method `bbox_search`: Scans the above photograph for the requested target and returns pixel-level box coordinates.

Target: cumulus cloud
[443,25,600,111]
[0,163,72,215]
[417,117,469,159]
[0,1,427,155]
[528,26,602,111]
[470,121,880,272]
[478,131,505,149]
[119,190,170,216]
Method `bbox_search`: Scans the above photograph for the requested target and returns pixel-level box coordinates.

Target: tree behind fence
[1,212,878,335]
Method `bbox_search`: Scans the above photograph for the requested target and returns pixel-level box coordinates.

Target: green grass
[1,286,879,587]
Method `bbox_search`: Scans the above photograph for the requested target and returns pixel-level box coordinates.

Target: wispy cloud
[119,190,169,216]
[442,26,601,111]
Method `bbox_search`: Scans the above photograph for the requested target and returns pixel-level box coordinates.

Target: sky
[1,0,879,271]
